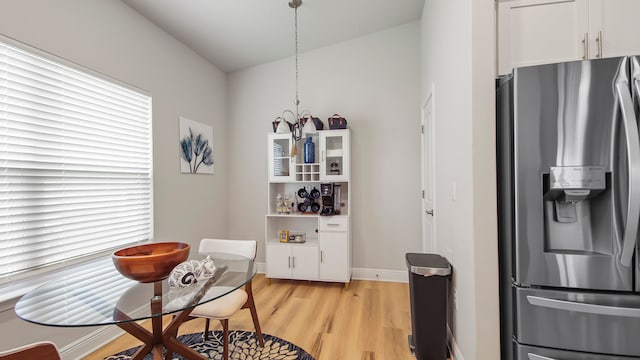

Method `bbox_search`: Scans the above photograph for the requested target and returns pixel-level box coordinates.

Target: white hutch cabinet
[265,129,351,287]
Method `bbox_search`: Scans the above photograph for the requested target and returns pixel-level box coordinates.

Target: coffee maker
[320,183,341,215]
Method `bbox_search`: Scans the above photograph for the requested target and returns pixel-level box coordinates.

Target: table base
[114,282,206,360]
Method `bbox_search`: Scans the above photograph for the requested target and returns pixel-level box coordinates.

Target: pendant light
[281,0,315,156]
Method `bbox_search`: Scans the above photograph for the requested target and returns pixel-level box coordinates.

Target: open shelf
[266,213,320,218]
[266,237,319,247]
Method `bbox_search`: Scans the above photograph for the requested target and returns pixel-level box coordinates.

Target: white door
[421,90,435,253]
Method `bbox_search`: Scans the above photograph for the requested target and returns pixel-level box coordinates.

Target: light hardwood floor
[84,274,416,360]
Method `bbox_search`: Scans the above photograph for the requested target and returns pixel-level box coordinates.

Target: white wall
[0,0,228,351]
[421,0,500,359]
[227,22,423,271]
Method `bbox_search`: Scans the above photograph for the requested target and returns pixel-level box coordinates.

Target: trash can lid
[405,253,451,277]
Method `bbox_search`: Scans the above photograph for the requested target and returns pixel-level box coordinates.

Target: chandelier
[275,0,317,155]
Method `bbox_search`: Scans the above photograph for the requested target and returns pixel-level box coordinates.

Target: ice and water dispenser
[542,166,610,253]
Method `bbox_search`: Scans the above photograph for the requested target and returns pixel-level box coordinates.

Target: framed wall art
[179,117,214,174]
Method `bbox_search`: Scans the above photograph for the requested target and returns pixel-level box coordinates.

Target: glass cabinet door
[319,130,350,181]
[268,133,295,182]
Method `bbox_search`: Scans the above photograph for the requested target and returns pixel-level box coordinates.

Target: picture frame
[179,117,214,174]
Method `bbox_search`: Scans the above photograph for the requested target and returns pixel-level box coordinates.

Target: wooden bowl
[112,242,190,283]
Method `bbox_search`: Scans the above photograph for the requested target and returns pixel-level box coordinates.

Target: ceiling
[121,0,425,73]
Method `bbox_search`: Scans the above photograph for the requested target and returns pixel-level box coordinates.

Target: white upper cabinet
[319,129,350,182]
[590,0,640,60]
[268,133,296,182]
[498,0,640,75]
[498,0,588,75]
[268,130,350,183]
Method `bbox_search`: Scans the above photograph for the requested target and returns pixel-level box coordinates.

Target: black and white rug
[104,331,315,360]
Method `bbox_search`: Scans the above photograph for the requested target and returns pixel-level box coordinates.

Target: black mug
[310,202,321,213]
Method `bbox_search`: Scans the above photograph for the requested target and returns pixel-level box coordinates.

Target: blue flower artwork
[179,117,214,174]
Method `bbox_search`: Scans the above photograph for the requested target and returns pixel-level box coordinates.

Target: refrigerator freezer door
[513,57,634,291]
[515,343,640,360]
[514,287,640,356]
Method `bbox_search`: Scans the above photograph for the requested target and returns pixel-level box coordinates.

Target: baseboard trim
[61,325,124,359]
[258,263,408,283]
[256,261,266,274]
[351,267,408,283]
[447,326,464,360]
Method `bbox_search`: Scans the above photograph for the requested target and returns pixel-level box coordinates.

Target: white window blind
[0,38,153,278]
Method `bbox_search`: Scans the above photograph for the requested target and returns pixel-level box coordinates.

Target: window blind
[0,38,153,278]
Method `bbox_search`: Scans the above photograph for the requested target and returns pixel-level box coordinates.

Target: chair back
[0,342,61,360]
[199,239,257,260]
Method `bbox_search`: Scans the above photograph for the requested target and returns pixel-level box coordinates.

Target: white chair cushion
[199,239,256,259]
[190,288,248,319]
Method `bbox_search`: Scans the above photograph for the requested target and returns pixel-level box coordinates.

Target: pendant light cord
[285,0,304,143]
[295,4,299,111]
[293,4,301,141]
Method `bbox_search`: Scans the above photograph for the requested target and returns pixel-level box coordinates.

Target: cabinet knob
[582,32,589,60]
[426,209,434,216]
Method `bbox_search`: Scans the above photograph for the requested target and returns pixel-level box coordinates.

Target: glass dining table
[14,252,256,360]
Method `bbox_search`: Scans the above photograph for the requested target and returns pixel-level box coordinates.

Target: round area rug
[104,331,315,360]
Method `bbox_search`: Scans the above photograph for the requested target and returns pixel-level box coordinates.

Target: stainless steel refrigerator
[497,56,640,360]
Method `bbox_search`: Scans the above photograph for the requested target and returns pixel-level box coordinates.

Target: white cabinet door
[319,216,350,282]
[266,243,319,280]
[266,244,292,279]
[268,134,296,182]
[320,231,349,282]
[319,130,350,181]
[498,0,589,75]
[291,246,319,280]
[589,0,640,59]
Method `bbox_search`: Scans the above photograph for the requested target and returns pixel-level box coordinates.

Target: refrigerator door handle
[527,295,640,317]
[528,354,557,360]
[615,75,640,267]
[632,57,640,112]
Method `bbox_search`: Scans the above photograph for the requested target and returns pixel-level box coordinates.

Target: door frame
[421,84,436,253]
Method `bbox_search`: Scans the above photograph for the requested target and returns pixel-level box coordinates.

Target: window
[0,36,153,279]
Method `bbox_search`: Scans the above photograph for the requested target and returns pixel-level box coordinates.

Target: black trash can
[406,253,451,360]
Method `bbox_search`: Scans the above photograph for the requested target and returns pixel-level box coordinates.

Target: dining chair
[188,238,264,360]
[0,341,61,360]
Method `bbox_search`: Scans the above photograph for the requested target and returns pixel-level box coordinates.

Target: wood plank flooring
[84,274,416,360]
